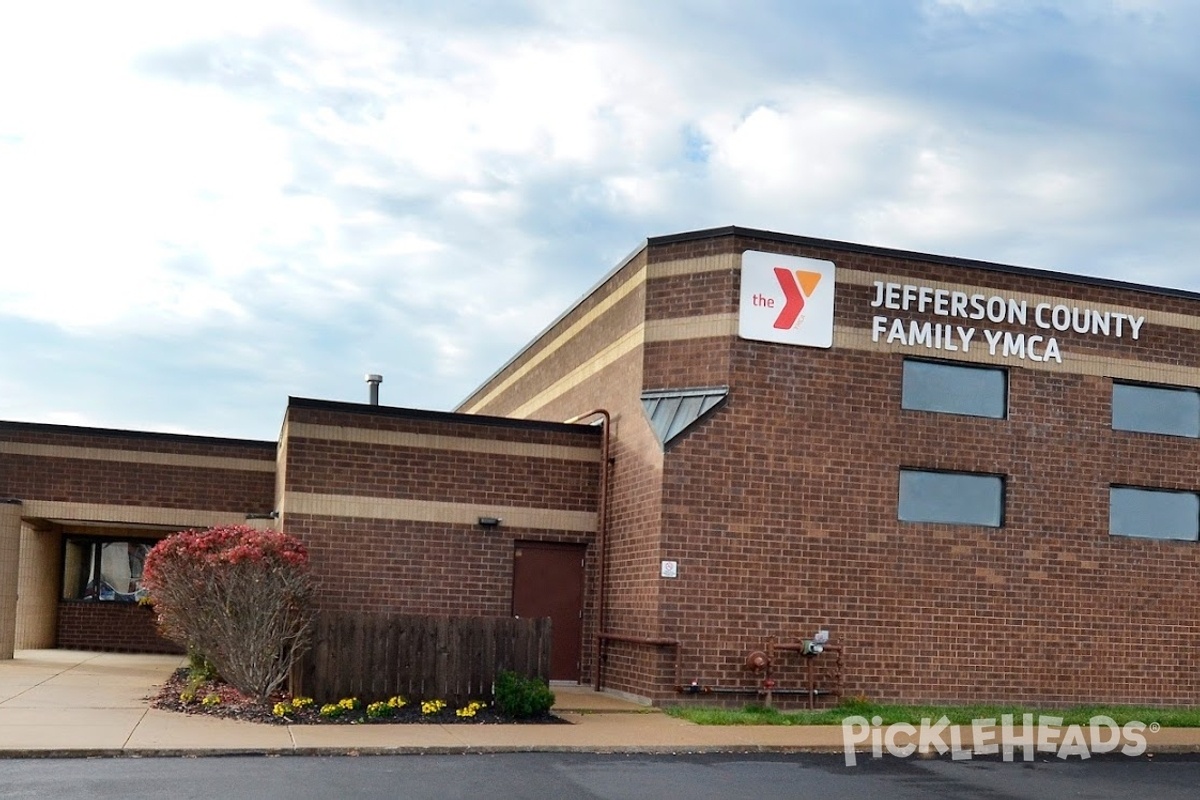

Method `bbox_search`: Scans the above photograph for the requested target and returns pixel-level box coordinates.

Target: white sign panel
[739,251,836,348]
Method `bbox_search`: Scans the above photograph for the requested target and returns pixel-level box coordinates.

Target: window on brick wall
[898,469,1005,527]
[901,359,1007,419]
[1109,486,1200,541]
[62,537,156,602]
[1112,381,1200,438]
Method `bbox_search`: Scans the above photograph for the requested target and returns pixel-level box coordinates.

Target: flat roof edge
[287,397,603,435]
[648,226,1200,302]
[0,420,277,449]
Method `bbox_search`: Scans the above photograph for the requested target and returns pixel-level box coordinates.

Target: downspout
[562,409,610,692]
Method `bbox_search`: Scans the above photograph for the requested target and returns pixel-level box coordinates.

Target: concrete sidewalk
[2,650,1199,758]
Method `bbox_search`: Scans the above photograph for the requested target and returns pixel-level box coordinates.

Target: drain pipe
[562,409,611,692]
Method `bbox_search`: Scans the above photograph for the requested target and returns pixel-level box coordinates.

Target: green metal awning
[641,386,729,448]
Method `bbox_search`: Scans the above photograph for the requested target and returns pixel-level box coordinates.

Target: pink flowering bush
[143,525,315,703]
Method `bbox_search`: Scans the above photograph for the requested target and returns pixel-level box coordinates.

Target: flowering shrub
[201,694,221,708]
[318,697,361,718]
[366,701,390,719]
[142,524,315,703]
[455,701,486,718]
[272,697,314,718]
[421,699,447,715]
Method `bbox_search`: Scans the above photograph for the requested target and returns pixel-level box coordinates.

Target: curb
[8,742,1200,760]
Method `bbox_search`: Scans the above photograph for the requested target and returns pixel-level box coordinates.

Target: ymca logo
[769,267,824,329]
[739,251,836,348]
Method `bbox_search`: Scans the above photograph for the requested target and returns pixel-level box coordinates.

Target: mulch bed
[151,669,566,725]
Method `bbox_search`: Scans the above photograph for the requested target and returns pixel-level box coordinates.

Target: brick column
[0,499,22,659]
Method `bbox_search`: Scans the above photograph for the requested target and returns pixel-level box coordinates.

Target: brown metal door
[512,541,585,681]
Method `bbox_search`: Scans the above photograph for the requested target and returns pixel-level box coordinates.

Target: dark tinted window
[902,360,1006,419]
[1112,382,1200,438]
[1109,487,1199,541]
[898,469,1004,527]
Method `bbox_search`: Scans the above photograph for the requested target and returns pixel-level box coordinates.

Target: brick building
[3,225,1199,707]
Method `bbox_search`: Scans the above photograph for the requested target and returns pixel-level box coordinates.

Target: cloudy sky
[2,0,1198,440]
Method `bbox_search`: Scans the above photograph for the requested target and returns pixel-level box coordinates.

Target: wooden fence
[290,612,552,705]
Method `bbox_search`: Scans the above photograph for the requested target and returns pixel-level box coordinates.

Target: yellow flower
[421,699,447,715]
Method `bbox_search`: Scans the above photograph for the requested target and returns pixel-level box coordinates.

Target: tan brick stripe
[644,319,1200,386]
[286,423,599,462]
[18,501,250,529]
[485,254,1200,419]
[835,327,1200,387]
[646,314,736,341]
[647,253,738,278]
[283,492,597,532]
[460,269,648,414]
[0,442,276,473]
[645,255,1199,333]
[507,325,645,418]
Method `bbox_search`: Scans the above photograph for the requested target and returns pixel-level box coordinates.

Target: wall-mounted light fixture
[477,516,502,528]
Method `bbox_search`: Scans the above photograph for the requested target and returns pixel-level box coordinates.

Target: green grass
[665,700,1200,727]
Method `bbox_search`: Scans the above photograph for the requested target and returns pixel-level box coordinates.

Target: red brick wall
[287,515,591,616]
[56,601,183,654]
[644,231,1200,706]
[279,401,603,675]
[458,249,676,696]
[0,423,276,512]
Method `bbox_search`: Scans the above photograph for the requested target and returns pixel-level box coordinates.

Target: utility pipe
[598,633,681,690]
[562,409,611,692]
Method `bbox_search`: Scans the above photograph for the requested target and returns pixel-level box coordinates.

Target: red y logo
[772,268,823,330]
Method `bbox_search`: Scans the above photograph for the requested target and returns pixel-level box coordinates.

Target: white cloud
[2,0,1200,436]
[704,93,910,209]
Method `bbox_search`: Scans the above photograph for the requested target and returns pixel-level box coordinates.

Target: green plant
[421,699,447,715]
[665,701,1200,728]
[366,701,392,719]
[273,696,315,718]
[493,671,555,719]
[186,647,219,683]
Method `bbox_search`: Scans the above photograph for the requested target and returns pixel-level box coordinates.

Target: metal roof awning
[641,386,729,448]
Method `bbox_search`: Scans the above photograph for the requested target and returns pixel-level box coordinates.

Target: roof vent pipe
[365,373,382,405]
